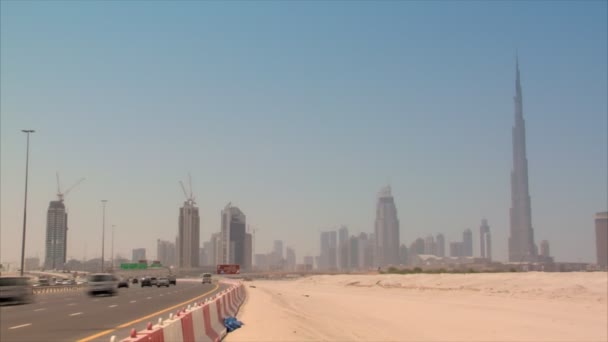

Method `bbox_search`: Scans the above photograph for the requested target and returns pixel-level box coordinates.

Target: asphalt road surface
[0,279,227,342]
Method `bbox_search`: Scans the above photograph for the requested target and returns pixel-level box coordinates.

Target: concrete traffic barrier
[118,281,245,342]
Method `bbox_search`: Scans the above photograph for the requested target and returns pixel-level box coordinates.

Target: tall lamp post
[20,129,35,276]
[101,200,108,272]
[111,224,116,270]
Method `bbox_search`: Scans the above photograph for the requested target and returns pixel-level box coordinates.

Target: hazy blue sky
[1,1,606,266]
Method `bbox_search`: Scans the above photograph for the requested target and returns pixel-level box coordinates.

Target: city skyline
[1,2,606,266]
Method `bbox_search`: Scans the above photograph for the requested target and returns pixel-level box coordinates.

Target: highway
[0,279,227,342]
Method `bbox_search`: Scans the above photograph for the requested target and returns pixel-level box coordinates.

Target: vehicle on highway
[157,278,170,287]
[168,274,177,285]
[38,278,50,286]
[117,278,129,288]
[150,277,158,286]
[140,277,152,287]
[132,277,139,284]
[202,273,212,284]
[86,273,118,296]
[0,276,33,305]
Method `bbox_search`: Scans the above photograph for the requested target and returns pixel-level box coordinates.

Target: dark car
[140,277,152,287]
[132,278,139,284]
[117,279,129,288]
[168,275,176,285]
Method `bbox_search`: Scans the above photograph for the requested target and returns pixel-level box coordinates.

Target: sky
[1,1,606,266]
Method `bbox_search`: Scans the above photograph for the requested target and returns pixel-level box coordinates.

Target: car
[117,279,129,288]
[140,277,152,287]
[131,278,139,284]
[150,277,158,286]
[86,273,118,296]
[168,275,176,285]
[0,277,33,305]
[202,273,212,284]
[156,278,170,287]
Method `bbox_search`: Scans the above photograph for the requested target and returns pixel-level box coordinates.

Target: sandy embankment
[228,272,607,342]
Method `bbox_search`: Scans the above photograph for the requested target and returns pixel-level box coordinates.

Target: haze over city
[1,1,607,267]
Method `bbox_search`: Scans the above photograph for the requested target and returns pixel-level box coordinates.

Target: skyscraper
[44,200,68,270]
[449,242,463,257]
[374,186,400,266]
[319,231,337,271]
[540,240,550,258]
[480,219,491,259]
[509,57,537,262]
[286,247,296,271]
[349,235,360,269]
[132,248,146,261]
[435,234,445,257]
[338,226,349,270]
[157,239,176,267]
[273,240,284,260]
[220,204,249,269]
[463,229,473,257]
[178,198,200,268]
[424,235,436,255]
[595,212,608,269]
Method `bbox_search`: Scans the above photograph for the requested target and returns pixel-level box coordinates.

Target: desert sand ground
[228,272,607,342]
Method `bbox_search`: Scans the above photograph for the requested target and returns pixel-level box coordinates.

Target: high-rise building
[286,247,296,271]
[349,235,360,269]
[220,204,250,270]
[399,244,408,265]
[540,240,550,258]
[463,229,473,257]
[303,256,314,269]
[480,219,491,259]
[595,212,608,269]
[178,198,200,269]
[357,233,373,269]
[408,238,425,265]
[44,201,68,270]
[449,242,463,257]
[209,233,220,266]
[273,240,284,259]
[424,235,436,255]
[319,231,338,271]
[132,248,146,261]
[374,186,400,267]
[435,234,445,257]
[157,239,176,267]
[338,226,349,270]
[243,232,252,271]
[509,57,537,262]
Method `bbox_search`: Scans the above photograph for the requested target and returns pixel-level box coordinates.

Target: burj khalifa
[509,56,538,262]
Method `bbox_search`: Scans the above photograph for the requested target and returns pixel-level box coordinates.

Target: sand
[227,272,608,342]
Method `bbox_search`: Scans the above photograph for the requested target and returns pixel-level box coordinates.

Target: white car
[87,273,118,296]
[156,278,170,287]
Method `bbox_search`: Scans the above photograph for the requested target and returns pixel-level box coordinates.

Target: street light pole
[101,200,108,272]
[111,224,116,270]
[20,130,35,276]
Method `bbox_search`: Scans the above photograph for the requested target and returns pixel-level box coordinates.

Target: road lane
[0,280,227,342]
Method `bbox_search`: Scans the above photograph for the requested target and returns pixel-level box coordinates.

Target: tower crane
[56,172,85,202]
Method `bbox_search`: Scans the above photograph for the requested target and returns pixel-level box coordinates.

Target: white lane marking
[34,308,46,312]
[130,300,136,303]
[67,303,76,306]
[93,299,99,302]
[69,312,83,316]
[9,323,32,330]
[108,304,118,308]
[159,294,163,297]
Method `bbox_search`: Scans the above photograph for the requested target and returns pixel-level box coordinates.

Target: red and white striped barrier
[118,281,245,342]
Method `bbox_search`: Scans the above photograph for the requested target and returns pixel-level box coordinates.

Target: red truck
[216,264,240,275]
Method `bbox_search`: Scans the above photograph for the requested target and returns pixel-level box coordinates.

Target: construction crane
[179,173,196,205]
[56,172,85,202]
